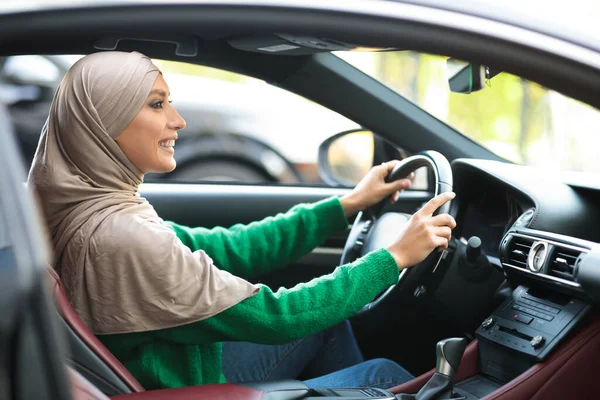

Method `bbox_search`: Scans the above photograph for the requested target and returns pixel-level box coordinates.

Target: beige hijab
[28,51,259,335]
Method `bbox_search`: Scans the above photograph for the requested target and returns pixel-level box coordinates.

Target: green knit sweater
[98,196,400,390]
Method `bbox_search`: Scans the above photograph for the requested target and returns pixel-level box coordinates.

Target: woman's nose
[168,106,186,131]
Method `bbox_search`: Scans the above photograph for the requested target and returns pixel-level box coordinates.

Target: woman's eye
[151,100,164,109]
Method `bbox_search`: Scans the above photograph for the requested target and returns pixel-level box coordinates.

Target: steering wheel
[340,150,454,317]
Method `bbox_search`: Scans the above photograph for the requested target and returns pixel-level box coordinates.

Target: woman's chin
[151,160,177,174]
[164,161,177,173]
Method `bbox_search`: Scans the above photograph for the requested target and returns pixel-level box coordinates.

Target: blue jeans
[222,321,414,389]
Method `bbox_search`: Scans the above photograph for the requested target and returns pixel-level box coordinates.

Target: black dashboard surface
[451,158,600,301]
[452,159,600,245]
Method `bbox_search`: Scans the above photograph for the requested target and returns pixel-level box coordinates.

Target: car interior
[1,2,600,400]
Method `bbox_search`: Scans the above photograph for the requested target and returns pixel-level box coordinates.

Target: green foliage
[369,52,554,165]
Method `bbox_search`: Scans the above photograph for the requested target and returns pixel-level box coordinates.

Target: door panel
[141,182,433,287]
[141,183,431,228]
[140,183,353,228]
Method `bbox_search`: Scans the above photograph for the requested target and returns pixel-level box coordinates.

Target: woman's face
[115,74,186,174]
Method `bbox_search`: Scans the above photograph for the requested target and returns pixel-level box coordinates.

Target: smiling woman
[115,74,186,174]
[26,50,456,391]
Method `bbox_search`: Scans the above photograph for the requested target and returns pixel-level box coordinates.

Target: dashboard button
[539,313,554,321]
[514,313,533,325]
[530,335,545,349]
[482,317,495,330]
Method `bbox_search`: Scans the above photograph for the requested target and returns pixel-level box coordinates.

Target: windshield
[336,51,600,175]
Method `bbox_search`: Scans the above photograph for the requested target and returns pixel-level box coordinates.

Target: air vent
[504,236,535,269]
[547,247,583,282]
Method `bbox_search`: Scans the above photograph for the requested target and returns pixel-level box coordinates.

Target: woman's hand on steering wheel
[385,192,456,270]
[340,160,412,218]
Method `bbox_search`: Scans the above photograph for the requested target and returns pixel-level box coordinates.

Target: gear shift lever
[396,338,467,400]
[436,338,467,378]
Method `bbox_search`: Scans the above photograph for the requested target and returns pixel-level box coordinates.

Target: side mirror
[446,58,488,94]
[318,129,374,187]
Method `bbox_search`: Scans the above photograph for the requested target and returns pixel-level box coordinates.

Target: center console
[389,226,600,400]
[475,284,590,382]
[440,283,590,400]
[390,313,600,400]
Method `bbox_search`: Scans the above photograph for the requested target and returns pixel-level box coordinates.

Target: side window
[3,55,427,189]
[153,61,430,189]
[150,60,361,185]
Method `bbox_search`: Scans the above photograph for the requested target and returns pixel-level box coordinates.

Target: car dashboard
[446,158,600,386]
[452,158,600,299]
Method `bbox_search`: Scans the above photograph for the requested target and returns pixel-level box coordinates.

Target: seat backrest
[47,267,145,396]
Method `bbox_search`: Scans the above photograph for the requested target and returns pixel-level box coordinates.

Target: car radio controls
[530,335,545,349]
[482,316,495,330]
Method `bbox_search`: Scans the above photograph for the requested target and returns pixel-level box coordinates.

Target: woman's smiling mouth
[159,139,175,153]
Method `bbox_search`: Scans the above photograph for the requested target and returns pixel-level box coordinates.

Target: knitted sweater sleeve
[165,196,349,279]
[147,248,400,345]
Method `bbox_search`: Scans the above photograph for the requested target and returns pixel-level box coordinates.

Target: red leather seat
[52,268,270,400]
[47,267,145,394]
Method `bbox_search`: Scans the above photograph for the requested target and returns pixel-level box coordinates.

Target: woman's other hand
[339,160,412,218]
[386,192,457,270]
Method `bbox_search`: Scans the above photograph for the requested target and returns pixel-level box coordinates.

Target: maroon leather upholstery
[390,314,600,400]
[110,384,265,400]
[47,268,145,393]
[389,339,480,395]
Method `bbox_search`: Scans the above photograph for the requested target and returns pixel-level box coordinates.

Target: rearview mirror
[446,58,488,94]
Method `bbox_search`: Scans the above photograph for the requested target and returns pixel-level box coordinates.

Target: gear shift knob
[396,338,468,400]
[435,338,467,378]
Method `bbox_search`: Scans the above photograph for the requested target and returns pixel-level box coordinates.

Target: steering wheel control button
[514,313,533,325]
[353,239,364,253]
[482,317,495,330]
[360,220,373,234]
[530,335,545,349]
